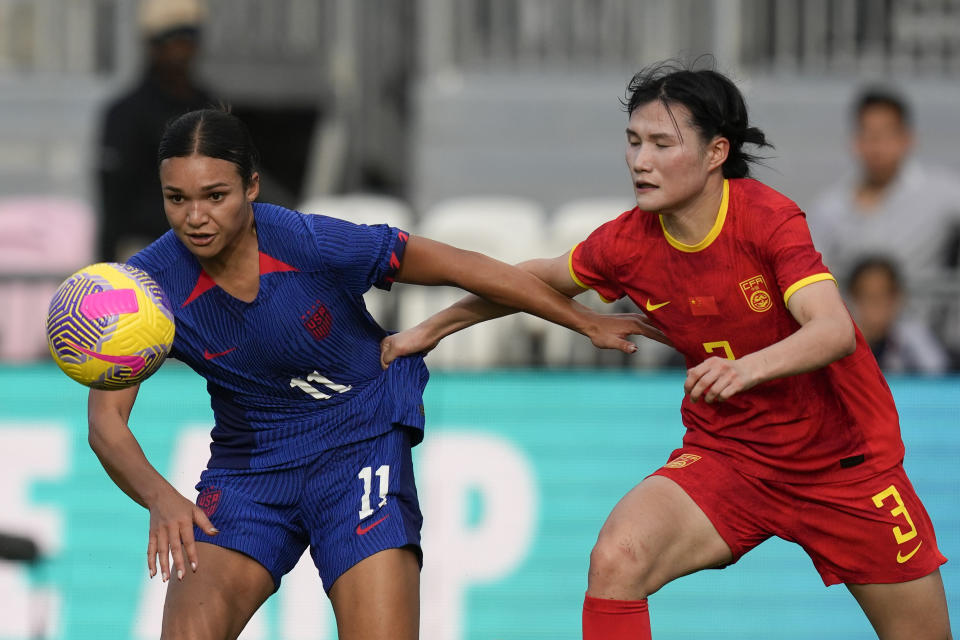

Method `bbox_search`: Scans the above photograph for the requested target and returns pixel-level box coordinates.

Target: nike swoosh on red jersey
[66,341,146,375]
[203,347,237,360]
[355,514,390,535]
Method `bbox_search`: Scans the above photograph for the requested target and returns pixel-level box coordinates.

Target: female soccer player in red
[86,109,654,640]
[381,62,951,639]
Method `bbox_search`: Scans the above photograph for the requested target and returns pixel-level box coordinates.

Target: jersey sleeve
[569,220,627,303]
[310,215,410,296]
[765,206,836,307]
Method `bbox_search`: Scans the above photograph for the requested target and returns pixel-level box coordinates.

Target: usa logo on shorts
[197,487,222,517]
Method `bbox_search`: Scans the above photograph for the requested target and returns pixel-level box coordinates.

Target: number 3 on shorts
[871,485,920,545]
[358,465,390,519]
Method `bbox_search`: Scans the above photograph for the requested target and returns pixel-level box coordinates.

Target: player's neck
[659,175,725,246]
[199,225,261,302]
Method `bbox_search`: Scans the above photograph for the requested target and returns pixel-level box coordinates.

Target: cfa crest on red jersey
[739,275,773,313]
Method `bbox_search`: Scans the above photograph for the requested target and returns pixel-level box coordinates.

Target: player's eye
[655,143,669,148]
[209,192,224,201]
[167,194,184,204]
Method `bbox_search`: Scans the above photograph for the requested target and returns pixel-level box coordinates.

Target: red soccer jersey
[570,178,904,483]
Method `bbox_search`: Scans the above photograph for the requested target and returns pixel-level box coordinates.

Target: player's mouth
[635,181,658,192]
[186,232,216,247]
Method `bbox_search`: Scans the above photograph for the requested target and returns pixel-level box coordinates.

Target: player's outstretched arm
[88,387,218,582]
[384,237,667,367]
[685,279,856,403]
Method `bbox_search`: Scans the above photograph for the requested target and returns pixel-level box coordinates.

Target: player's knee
[587,532,660,598]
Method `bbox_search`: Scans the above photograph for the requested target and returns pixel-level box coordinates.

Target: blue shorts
[192,427,422,592]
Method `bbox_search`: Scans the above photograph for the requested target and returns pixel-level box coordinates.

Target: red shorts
[653,448,947,586]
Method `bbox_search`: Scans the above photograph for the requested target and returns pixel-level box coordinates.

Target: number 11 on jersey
[358,465,390,518]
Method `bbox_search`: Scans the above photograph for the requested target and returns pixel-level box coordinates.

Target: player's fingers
[181,521,200,573]
[705,375,727,403]
[193,506,219,537]
[689,367,719,402]
[630,321,670,345]
[717,373,746,402]
[379,338,394,369]
[170,527,187,581]
[717,382,739,402]
[147,533,158,578]
[703,369,727,403]
[156,529,171,582]
[616,338,638,354]
[683,372,697,396]
[684,365,706,396]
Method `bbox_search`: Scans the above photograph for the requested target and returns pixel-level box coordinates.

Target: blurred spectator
[847,256,950,375]
[808,86,960,290]
[96,0,214,262]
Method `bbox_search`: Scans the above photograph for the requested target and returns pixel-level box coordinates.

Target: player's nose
[629,147,653,173]
[185,202,209,225]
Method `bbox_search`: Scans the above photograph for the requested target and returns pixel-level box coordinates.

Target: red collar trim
[259,252,298,274]
[181,252,298,308]
[182,270,217,308]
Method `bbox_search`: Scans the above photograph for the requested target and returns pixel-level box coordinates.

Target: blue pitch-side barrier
[0,364,956,639]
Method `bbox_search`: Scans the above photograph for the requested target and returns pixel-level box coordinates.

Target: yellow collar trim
[659,179,729,253]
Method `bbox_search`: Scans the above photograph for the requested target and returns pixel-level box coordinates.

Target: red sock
[582,594,651,640]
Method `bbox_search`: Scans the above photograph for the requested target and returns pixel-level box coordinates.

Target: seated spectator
[847,256,950,375]
[808,86,960,292]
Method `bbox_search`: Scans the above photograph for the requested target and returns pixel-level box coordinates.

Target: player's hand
[147,486,218,582]
[381,324,440,369]
[586,312,672,353]
[685,356,759,403]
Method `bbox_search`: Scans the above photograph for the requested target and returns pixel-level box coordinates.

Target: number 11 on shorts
[358,465,390,519]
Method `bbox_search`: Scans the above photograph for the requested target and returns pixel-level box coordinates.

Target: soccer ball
[46,262,175,389]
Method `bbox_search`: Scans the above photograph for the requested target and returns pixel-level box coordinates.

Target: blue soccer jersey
[129,203,429,469]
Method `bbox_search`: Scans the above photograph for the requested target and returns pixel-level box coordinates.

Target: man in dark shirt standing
[97,0,214,262]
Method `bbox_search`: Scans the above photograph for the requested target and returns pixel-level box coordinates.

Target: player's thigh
[328,546,420,640]
[588,474,734,599]
[161,541,275,640]
[847,569,952,640]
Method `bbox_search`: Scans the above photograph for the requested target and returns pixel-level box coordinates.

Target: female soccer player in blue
[86,108,657,640]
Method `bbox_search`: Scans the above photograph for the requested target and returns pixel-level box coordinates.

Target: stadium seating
[397,196,547,368]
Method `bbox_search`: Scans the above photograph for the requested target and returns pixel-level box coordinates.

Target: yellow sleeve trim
[567,244,616,303]
[568,244,590,290]
[783,273,837,307]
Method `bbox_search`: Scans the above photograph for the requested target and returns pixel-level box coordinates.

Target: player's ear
[706,136,729,172]
[246,172,260,202]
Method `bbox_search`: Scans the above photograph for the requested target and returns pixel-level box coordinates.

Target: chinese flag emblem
[739,275,773,312]
[689,296,719,316]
